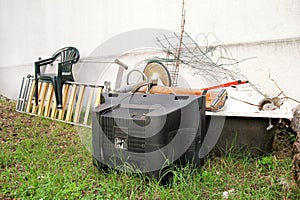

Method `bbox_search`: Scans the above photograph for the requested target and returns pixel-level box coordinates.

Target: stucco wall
[226,38,300,107]
[0,0,299,105]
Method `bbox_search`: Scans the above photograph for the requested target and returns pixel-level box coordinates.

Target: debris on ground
[291,104,300,185]
[222,188,234,199]
[0,94,9,101]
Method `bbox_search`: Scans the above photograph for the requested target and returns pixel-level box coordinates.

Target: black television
[92,93,206,179]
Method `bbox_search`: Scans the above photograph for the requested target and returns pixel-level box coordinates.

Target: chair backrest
[52,47,80,74]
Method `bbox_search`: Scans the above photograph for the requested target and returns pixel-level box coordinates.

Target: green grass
[1,99,300,199]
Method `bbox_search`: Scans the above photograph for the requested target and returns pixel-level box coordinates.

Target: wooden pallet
[16,76,103,127]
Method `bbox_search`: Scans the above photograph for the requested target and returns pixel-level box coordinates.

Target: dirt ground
[0,99,24,145]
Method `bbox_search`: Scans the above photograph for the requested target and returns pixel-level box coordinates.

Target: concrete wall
[0,0,299,105]
[226,38,300,107]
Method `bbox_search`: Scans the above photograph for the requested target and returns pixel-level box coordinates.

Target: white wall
[226,38,300,107]
[0,0,299,103]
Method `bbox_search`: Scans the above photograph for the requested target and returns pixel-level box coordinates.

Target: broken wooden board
[137,85,227,111]
[16,76,103,127]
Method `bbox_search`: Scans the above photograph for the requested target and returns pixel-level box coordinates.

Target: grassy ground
[1,99,300,199]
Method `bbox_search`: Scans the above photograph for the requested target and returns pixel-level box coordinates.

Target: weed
[259,155,276,171]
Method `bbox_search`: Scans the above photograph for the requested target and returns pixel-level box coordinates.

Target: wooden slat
[83,87,94,125]
[65,84,78,121]
[26,80,36,113]
[38,82,49,115]
[58,84,70,120]
[18,76,104,127]
[73,85,86,123]
[44,84,54,117]
[94,87,102,107]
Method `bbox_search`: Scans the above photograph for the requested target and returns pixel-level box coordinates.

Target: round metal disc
[143,61,171,86]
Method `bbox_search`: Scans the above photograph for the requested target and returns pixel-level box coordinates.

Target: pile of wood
[16,76,103,127]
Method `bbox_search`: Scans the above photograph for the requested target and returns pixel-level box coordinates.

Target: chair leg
[35,78,39,106]
[52,77,63,109]
[57,78,63,110]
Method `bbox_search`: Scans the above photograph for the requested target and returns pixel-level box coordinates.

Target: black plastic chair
[34,47,80,109]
